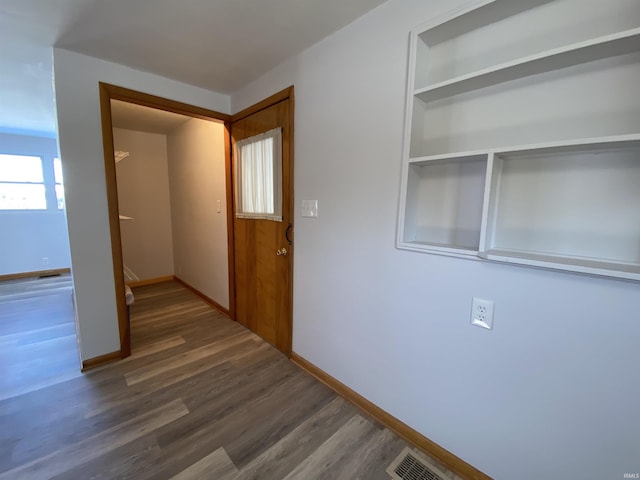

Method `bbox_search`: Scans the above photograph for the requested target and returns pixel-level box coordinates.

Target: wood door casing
[99,82,233,360]
[232,89,293,355]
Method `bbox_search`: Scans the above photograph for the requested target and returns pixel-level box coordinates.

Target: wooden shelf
[409,151,488,165]
[397,1,640,281]
[492,134,640,157]
[479,249,640,281]
[400,240,478,256]
[401,135,640,280]
[115,151,130,163]
[414,27,640,103]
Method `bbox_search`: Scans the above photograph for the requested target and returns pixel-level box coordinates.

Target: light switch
[301,200,318,218]
[216,200,221,213]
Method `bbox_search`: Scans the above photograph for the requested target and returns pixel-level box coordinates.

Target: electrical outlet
[471,297,494,330]
[41,257,49,266]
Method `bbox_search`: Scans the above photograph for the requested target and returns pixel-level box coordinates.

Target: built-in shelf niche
[398,0,640,281]
[481,138,640,281]
[410,52,640,158]
[401,154,486,255]
[414,0,640,92]
[416,28,640,104]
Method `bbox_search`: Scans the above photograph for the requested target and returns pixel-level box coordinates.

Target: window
[234,128,282,221]
[54,158,65,209]
[0,154,47,210]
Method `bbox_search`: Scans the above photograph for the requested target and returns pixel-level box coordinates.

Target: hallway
[0,279,455,479]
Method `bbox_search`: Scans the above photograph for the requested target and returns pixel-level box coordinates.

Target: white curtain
[234,127,282,221]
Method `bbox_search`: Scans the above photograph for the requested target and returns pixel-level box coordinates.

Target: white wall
[113,128,174,282]
[167,119,229,309]
[231,1,640,478]
[53,49,230,361]
[0,133,71,275]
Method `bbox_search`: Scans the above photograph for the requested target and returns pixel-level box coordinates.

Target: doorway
[99,84,234,357]
[99,84,294,358]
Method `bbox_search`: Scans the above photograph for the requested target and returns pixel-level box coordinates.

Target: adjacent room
[0,133,75,401]
[110,100,229,311]
[1,0,639,479]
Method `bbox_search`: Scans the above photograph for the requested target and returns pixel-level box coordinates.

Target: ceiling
[0,0,386,136]
[111,100,194,135]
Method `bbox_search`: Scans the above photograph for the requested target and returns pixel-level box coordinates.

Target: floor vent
[387,447,449,480]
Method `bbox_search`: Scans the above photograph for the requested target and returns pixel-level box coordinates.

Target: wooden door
[231,88,293,355]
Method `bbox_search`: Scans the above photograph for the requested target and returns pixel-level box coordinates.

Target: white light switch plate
[301,200,318,218]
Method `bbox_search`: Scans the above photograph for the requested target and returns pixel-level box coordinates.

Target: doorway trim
[98,83,233,358]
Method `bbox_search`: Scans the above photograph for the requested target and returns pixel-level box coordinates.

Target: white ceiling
[111,100,195,135]
[0,0,386,136]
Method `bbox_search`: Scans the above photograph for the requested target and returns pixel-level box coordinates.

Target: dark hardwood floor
[0,277,460,479]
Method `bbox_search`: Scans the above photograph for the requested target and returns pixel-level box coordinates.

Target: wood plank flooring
[0,274,80,402]
[0,278,462,479]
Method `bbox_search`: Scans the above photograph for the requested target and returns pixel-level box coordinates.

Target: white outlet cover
[301,200,318,218]
[471,297,494,330]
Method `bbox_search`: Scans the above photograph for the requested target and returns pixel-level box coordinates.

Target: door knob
[276,248,288,256]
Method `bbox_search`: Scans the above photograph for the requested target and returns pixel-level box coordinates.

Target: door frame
[98,83,234,358]
[231,86,295,356]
